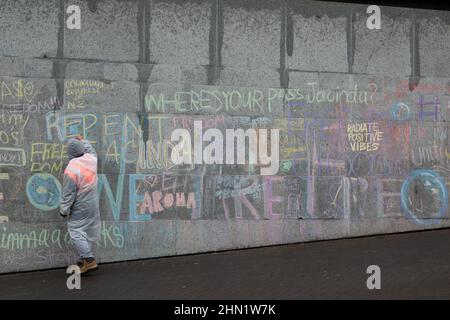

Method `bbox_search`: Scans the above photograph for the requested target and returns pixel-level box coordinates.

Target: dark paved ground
[1,229,450,300]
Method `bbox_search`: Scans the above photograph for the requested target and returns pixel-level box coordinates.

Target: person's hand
[75,134,83,141]
[60,211,68,218]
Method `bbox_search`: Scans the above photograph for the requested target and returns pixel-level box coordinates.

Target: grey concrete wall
[0,0,449,273]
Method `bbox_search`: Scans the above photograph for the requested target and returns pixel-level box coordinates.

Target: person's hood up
[66,138,85,160]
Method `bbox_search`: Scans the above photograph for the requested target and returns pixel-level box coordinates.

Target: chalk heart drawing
[26,173,61,211]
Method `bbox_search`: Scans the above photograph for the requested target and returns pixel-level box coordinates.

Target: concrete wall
[0,0,449,273]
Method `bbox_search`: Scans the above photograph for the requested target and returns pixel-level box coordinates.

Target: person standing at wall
[60,135,101,275]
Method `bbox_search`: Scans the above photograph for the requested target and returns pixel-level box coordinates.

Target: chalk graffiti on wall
[400,169,448,225]
[0,79,62,114]
[145,84,376,114]
[0,74,450,267]
[0,80,37,103]
[30,143,67,174]
[129,174,197,221]
[26,173,61,211]
[0,222,125,267]
[0,78,449,230]
[391,102,411,121]
[418,96,441,122]
[0,173,9,223]
[377,178,403,217]
[65,80,115,110]
[0,147,26,167]
[0,114,29,145]
[395,80,450,99]
[347,122,384,152]
[0,222,124,251]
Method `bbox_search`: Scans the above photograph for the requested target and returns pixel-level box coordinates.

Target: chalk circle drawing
[281,160,293,173]
[391,102,411,121]
[26,173,61,211]
[401,169,448,225]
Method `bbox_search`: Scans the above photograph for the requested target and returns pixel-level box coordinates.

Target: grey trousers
[71,233,95,262]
